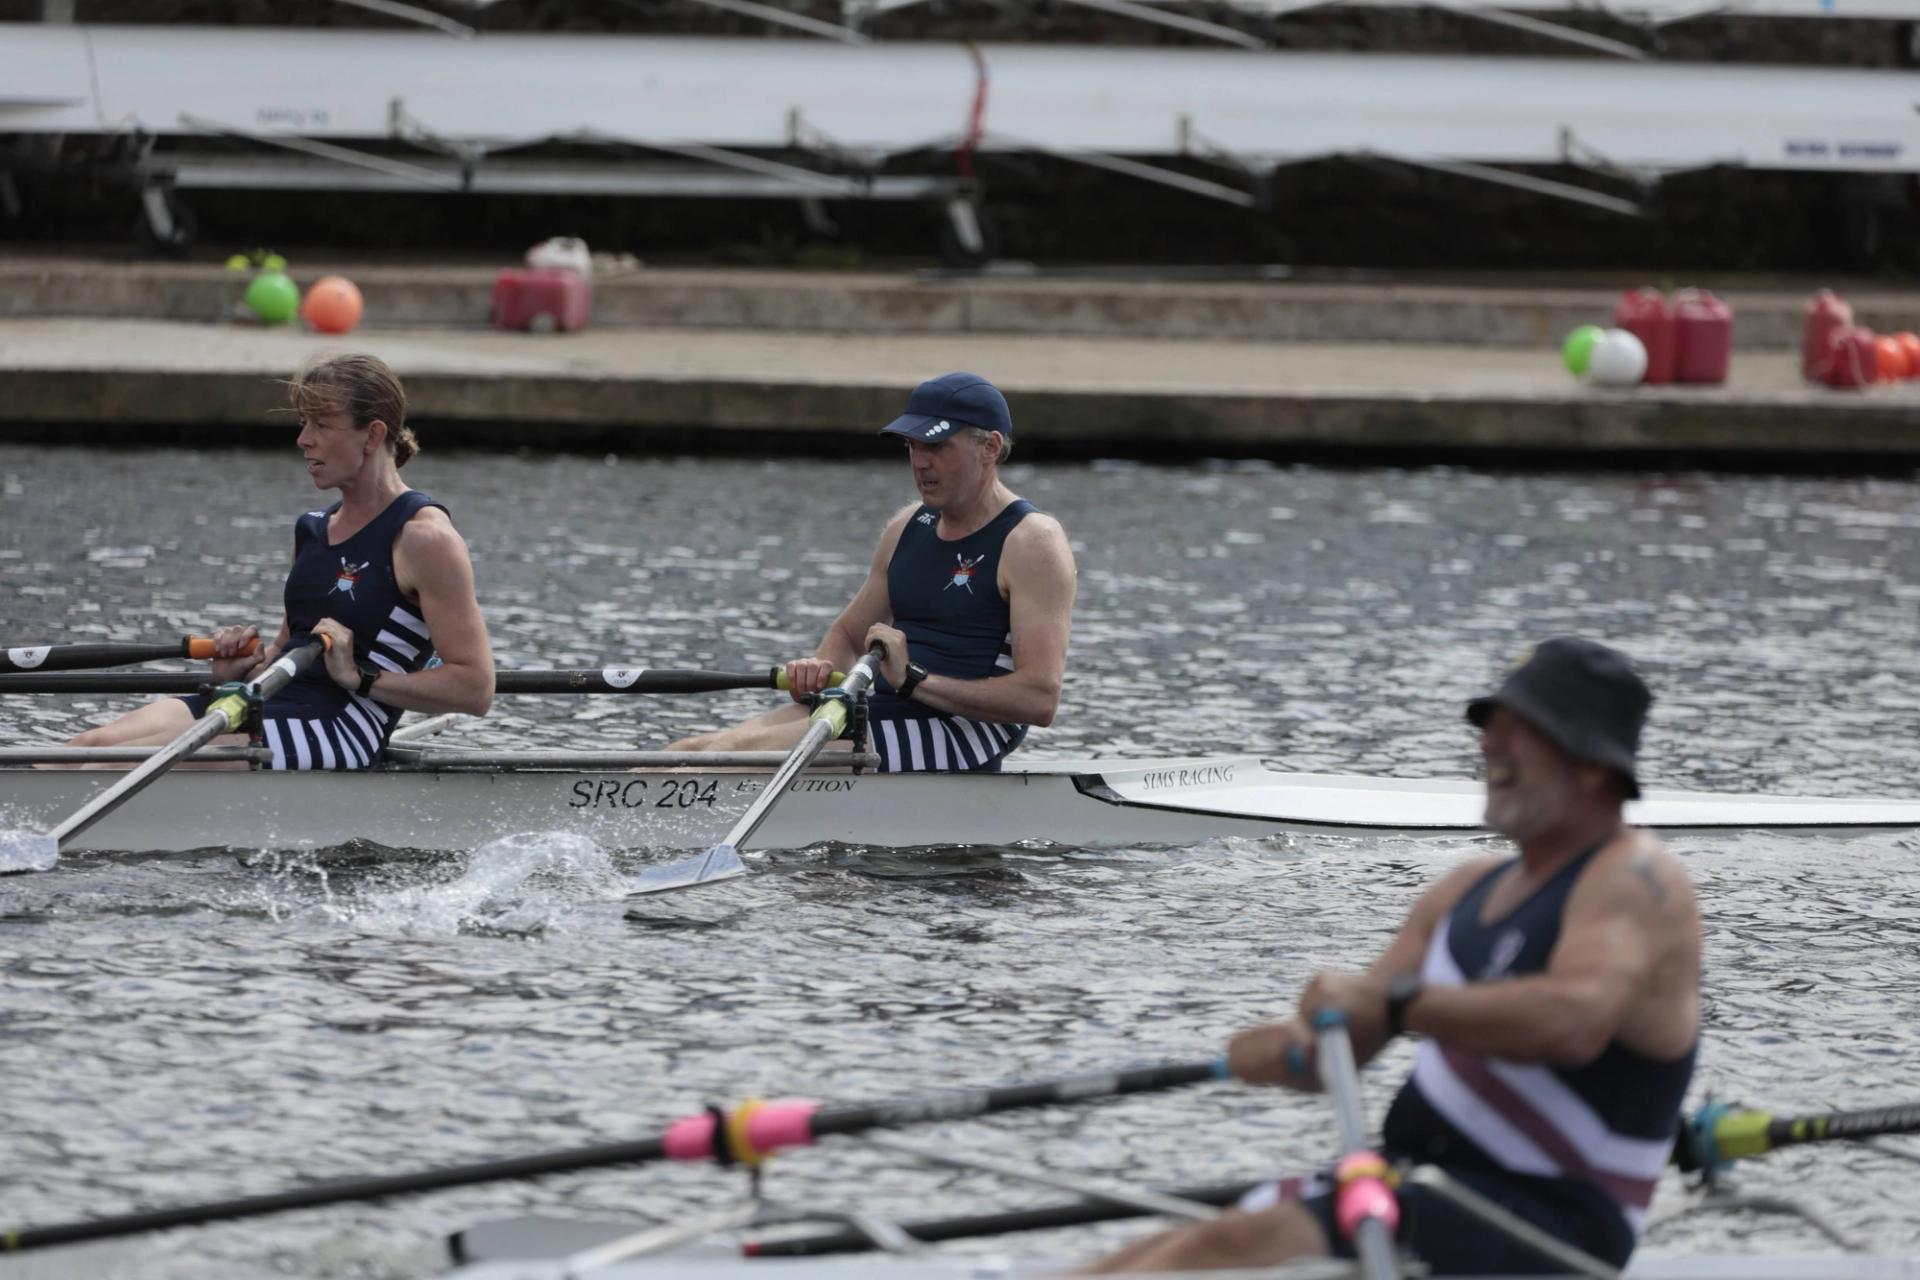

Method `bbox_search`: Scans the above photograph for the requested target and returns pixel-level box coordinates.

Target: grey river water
[2,443,1919,1279]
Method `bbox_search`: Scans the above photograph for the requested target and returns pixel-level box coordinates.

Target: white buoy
[1589,328,1649,388]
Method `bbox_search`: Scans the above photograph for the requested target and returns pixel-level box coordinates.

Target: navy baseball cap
[881,372,1012,443]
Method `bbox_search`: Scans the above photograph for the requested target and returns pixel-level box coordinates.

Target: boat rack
[9,16,1920,256]
[410,0,1920,61]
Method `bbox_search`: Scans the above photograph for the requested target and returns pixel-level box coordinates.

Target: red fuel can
[491,268,592,333]
[1672,290,1733,385]
[1614,288,1676,385]
[1802,290,1853,381]
[1817,326,1879,389]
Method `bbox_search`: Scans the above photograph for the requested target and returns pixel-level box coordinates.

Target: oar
[0,667,839,696]
[1677,1098,1920,1174]
[0,1058,1225,1254]
[1313,1010,1401,1280]
[0,634,257,674]
[626,641,889,896]
[741,1094,1920,1258]
[0,636,327,874]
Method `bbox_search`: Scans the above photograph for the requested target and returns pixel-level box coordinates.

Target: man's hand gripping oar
[625,639,890,896]
[0,635,328,874]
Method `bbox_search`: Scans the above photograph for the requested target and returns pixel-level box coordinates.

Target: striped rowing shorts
[860,693,1027,774]
[176,691,395,771]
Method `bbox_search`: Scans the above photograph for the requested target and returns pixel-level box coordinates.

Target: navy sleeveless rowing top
[888,499,1035,681]
[868,498,1037,772]
[1382,847,1696,1243]
[273,491,442,767]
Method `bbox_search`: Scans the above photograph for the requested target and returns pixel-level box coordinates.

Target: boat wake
[245,831,645,937]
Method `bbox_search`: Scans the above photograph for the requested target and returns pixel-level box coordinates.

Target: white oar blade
[0,834,60,874]
[627,843,747,896]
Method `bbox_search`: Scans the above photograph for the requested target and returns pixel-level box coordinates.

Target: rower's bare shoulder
[1004,510,1074,565]
[395,506,467,556]
[398,501,456,535]
[1587,831,1697,918]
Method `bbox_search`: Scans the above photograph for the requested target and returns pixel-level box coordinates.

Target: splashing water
[241,832,632,937]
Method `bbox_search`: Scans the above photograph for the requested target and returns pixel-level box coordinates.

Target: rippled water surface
[3,445,1920,1278]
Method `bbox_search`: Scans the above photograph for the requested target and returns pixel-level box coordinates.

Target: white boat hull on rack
[4,755,1919,855]
[4,28,1918,175]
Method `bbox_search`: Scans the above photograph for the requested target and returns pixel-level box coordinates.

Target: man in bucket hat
[1084,638,1701,1276]
[671,372,1075,773]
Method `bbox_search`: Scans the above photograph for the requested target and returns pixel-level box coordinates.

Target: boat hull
[4,757,1919,855]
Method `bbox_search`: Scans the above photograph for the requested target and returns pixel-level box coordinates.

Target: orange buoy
[302,275,364,335]
[1874,335,1907,382]
[1896,332,1920,380]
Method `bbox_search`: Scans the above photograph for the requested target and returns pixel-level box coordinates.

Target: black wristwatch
[355,661,383,699]
[896,660,929,701]
[1385,972,1425,1037]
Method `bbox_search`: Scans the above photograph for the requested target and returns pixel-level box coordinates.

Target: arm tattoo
[1631,857,1668,904]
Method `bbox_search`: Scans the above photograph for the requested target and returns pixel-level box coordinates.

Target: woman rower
[69,354,493,768]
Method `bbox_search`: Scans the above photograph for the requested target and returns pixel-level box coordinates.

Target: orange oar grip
[186,635,261,660]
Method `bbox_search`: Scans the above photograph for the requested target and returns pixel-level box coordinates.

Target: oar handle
[183,634,260,660]
[773,668,847,692]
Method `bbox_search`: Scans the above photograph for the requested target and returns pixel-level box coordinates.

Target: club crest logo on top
[1482,927,1527,979]
[331,557,372,599]
[945,552,986,593]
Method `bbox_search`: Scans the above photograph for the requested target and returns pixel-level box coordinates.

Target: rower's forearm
[911,672,1059,727]
[368,665,494,717]
[1404,976,1621,1065]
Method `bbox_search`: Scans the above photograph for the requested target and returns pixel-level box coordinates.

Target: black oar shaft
[1758,1102,1920,1152]
[810,1061,1223,1138]
[0,1059,1222,1254]
[2,1136,670,1252]
[493,669,783,695]
[1676,1098,1920,1173]
[0,669,787,696]
[0,636,248,674]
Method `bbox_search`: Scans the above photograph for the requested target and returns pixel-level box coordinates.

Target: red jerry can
[1614,288,1676,385]
[1802,290,1853,381]
[491,268,593,333]
[1817,326,1878,389]
[1672,290,1733,385]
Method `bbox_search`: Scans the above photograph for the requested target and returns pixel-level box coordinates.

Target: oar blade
[0,833,59,874]
[628,842,747,896]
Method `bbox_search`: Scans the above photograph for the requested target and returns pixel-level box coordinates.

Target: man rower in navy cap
[1083,638,1701,1276]
[671,372,1076,773]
